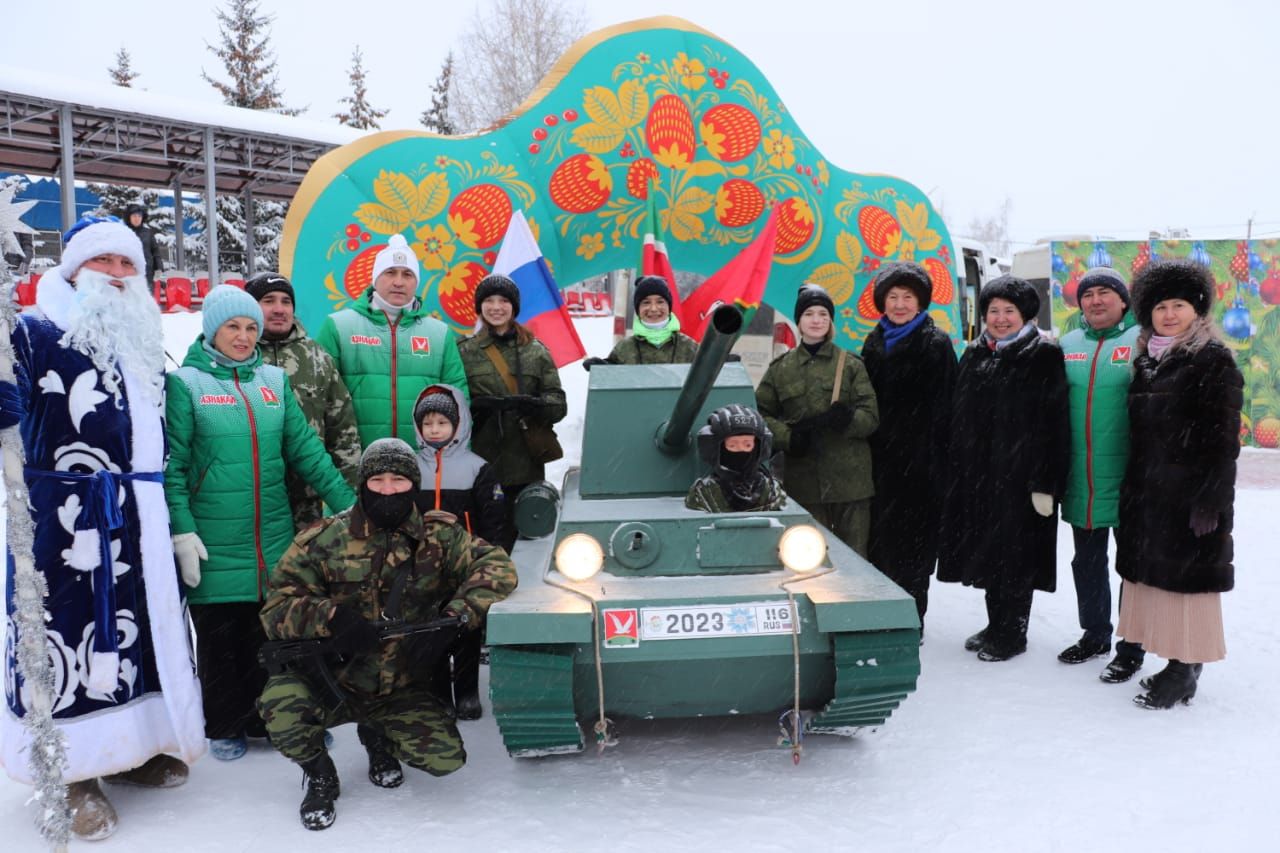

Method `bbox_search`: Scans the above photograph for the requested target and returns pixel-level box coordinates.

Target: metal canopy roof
[0,68,366,278]
[0,89,346,201]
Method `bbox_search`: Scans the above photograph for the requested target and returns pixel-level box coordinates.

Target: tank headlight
[779,525,826,572]
[555,533,605,581]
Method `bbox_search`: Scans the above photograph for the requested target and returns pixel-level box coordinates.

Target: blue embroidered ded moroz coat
[1,267,205,784]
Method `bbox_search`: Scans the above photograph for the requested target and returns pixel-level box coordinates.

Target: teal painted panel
[281,16,961,351]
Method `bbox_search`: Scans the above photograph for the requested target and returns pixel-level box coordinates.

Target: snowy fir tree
[87,182,142,218]
[108,47,138,87]
[201,0,298,114]
[196,0,298,273]
[334,46,387,130]
[420,52,457,134]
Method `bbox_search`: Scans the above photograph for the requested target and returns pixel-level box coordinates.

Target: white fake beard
[60,270,166,407]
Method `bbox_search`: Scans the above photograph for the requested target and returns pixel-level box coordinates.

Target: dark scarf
[879,312,927,352]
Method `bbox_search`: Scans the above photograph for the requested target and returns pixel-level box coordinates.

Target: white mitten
[172,532,208,588]
[1031,492,1055,518]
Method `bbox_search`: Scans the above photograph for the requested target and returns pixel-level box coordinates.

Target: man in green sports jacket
[315,234,468,448]
[1056,267,1146,682]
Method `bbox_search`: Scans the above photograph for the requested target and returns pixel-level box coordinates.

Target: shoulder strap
[831,348,846,404]
[482,341,521,395]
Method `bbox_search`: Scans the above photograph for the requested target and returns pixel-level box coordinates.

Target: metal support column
[242,187,255,277]
[203,127,219,284]
[58,105,76,233]
[172,176,185,270]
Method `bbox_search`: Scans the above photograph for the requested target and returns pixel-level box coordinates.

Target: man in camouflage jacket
[250,273,361,527]
[258,438,517,830]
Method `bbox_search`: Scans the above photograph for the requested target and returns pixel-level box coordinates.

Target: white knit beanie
[371,234,420,285]
[60,217,146,278]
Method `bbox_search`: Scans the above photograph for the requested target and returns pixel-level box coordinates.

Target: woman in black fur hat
[937,275,1070,661]
[1116,259,1243,710]
[861,263,958,635]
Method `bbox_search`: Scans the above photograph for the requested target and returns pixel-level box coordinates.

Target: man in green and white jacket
[1056,267,1146,682]
[316,235,468,448]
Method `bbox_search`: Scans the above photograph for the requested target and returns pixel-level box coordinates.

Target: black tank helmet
[697,404,772,479]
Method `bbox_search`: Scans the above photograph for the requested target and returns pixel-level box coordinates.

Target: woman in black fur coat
[1116,259,1243,710]
[862,263,958,635]
[937,276,1070,661]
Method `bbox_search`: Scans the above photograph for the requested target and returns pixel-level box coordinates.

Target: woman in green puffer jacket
[165,286,355,761]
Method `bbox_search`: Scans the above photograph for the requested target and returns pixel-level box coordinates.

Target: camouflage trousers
[808,499,871,559]
[258,674,465,776]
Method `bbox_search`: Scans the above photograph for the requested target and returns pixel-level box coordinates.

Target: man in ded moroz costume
[0,216,205,841]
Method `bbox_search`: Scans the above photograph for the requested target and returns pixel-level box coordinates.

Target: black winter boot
[453,630,484,721]
[1058,635,1111,665]
[1134,661,1200,709]
[963,629,988,653]
[298,752,340,831]
[357,724,404,789]
[1101,653,1144,684]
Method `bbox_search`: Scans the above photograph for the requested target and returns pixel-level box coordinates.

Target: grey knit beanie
[358,438,421,487]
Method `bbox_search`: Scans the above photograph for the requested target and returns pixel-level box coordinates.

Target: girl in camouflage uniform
[757,285,879,556]
[458,274,567,550]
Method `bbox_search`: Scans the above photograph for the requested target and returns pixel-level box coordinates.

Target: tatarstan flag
[678,206,779,342]
[641,184,682,318]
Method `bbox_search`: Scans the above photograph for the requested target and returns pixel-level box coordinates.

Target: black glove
[788,423,813,457]
[327,602,381,656]
[403,623,466,671]
[582,357,608,371]
[512,395,545,416]
[469,395,510,413]
[1190,507,1219,538]
[823,401,853,431]
[0,381,23,430]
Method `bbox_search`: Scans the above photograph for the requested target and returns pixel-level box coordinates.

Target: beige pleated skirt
[1117,580,1226,663]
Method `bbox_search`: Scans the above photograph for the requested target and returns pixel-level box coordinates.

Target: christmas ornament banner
[1051,239,1280,449]
[280,15,959,349]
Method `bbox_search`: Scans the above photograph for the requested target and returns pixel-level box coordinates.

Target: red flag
[641,186,683,317]
[678,207,779,342]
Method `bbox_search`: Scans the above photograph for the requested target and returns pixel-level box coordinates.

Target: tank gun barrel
[657,304,744,454]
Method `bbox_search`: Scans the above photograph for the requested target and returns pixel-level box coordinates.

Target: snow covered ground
[2,315,1276,851]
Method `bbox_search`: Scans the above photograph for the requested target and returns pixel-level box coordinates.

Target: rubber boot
[453,629,483,721]
[964,629,988,653]
[69,779,118,841]
[357,724,404,789]
[1134,660,1199,709]
[299,752,340,831]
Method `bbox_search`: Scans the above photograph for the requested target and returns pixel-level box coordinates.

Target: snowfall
[1,314,1276,852]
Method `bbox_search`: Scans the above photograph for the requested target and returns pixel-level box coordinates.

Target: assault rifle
[258,613,468,713]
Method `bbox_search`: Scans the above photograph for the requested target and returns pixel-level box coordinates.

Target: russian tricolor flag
[492,210,586,367]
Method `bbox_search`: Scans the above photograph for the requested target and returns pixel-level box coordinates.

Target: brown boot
[104,754,190,788]
[68,779,118,841]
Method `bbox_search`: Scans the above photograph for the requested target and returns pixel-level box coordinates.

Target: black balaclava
[696,405,773,510]
[358,438,421,530]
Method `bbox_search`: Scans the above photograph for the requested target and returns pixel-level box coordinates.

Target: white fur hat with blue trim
[60,215,145,277]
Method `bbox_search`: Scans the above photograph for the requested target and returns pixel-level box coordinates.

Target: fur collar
[32,264,78,331]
